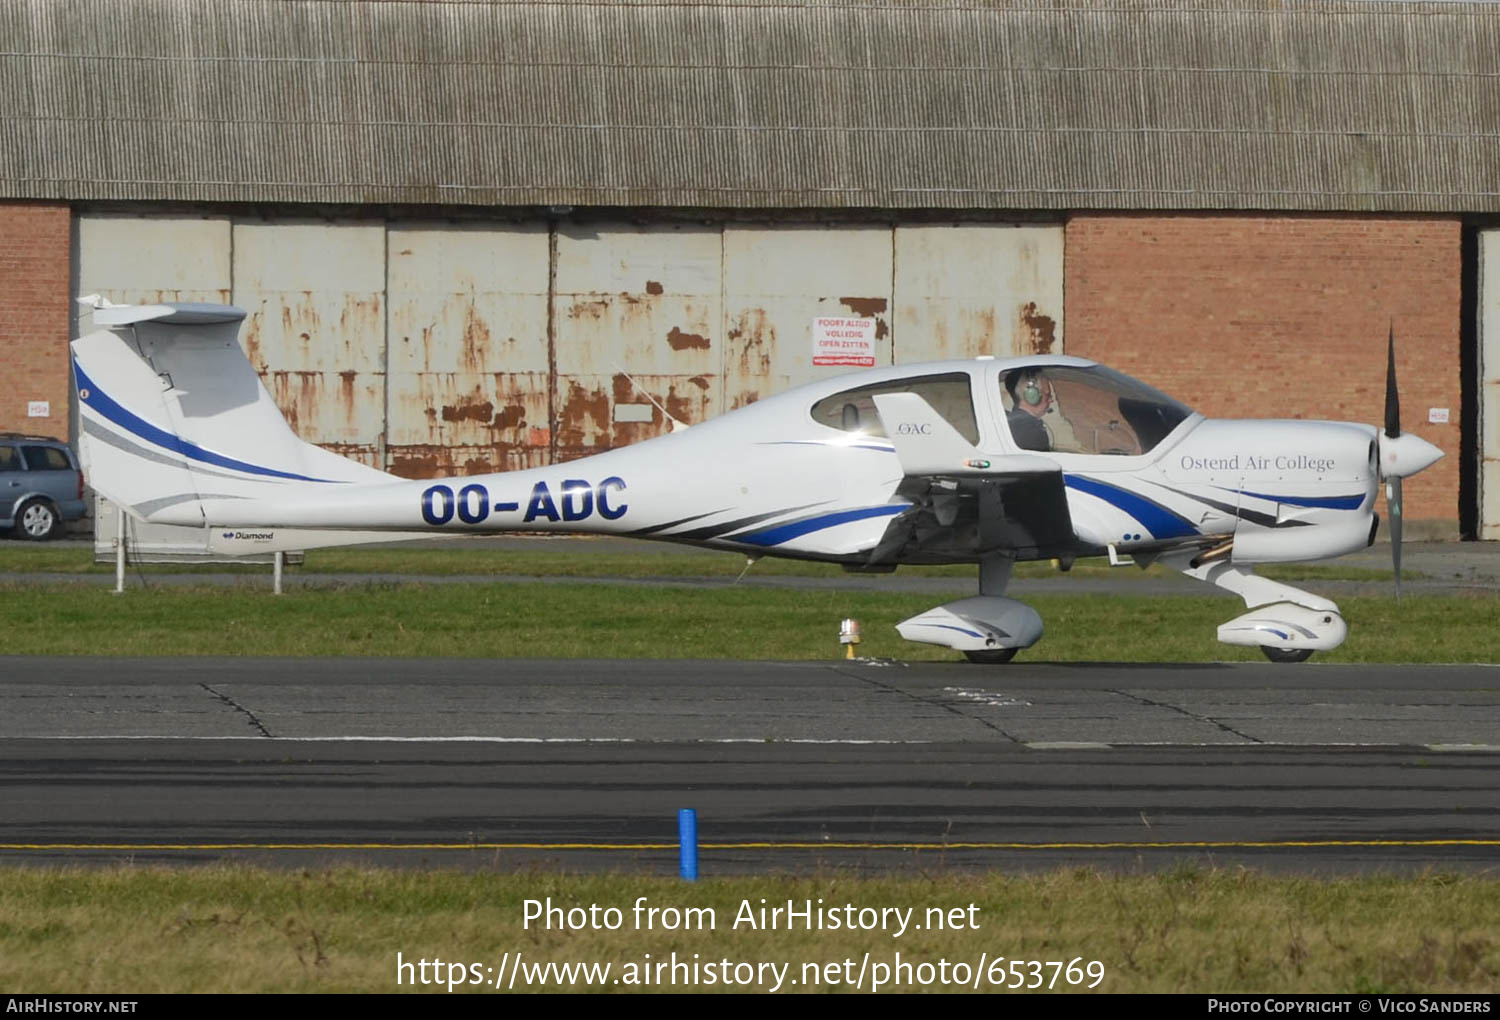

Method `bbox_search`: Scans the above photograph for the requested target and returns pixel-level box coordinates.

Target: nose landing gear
[1163,552,1348,664]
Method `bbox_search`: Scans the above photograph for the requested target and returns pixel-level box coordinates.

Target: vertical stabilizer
[72,302,389,523]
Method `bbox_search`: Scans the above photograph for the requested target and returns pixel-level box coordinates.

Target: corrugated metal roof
[3,1,1498,211]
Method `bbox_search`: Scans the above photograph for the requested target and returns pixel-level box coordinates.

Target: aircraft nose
[1379,431,1444,479]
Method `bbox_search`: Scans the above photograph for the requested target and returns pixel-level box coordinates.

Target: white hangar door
[1481,231,1500,539]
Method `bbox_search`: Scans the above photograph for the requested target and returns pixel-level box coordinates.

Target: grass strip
[0,866,1496,993]
[0,542,1408,582]
[0,581,1494,662]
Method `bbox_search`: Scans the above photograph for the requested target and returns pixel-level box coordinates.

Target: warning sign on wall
[812,317,877,367]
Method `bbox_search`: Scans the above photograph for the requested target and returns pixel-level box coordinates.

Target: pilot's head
[1007,369,1052,416]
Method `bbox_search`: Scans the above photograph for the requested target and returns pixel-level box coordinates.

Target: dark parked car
[0,434,87,540]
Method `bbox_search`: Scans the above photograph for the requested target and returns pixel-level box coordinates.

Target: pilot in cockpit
[1004,369,1053,452]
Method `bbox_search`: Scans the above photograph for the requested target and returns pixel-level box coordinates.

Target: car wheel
[963,647,1018,664]
[15,499,61,541]
[1260,645,1314,664]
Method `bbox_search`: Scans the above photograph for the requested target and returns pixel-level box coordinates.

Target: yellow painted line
[0,843,678,851]
[1,839,1498,852]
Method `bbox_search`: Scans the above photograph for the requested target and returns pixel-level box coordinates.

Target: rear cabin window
[809,373,980,445]
[21,446,71,471]
[0,447,19,471]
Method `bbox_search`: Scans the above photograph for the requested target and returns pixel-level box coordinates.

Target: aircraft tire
[963,648,1019,665]
[1260,645,1314,664]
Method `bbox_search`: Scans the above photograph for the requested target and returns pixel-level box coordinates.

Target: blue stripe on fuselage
[1063,474,1198,540]
[736,504,906,547]
[1236,489,1366,510]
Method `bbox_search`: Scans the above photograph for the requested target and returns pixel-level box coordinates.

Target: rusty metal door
[893,224,1063,361]
[79,213,1068,486]
[552,223,722,462]
[721,225,894,411]
[386,222,551,477]
[232,221,387,470]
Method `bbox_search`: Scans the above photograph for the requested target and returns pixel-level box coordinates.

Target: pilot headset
[1022,373,1043,406]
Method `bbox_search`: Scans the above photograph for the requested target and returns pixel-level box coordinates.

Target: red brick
[0,202,71,440]
[1065,213,1461,527]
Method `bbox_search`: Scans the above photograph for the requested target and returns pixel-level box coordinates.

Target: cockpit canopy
[807,363,1193,456]
[999,364,1192,456]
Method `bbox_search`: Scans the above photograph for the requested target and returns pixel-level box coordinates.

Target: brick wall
[0,202,72,440]
[1064,213,1461,529]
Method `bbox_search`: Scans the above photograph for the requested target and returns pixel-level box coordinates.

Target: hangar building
[2,0,1497,536]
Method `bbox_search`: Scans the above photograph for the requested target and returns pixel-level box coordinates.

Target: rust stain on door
[1020,302,1057,354]
[666,326,711,351]
[839,296,890,340]
[440,393,496,425]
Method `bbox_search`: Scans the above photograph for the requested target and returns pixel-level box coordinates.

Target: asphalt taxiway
[1,656,1497,872]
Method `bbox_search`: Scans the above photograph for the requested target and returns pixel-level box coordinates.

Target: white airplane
[70,299,1443,663]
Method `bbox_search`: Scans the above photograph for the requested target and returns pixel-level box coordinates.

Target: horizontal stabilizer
[79,297,250,328]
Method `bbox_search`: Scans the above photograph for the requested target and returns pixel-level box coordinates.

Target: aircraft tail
[72,300,391,527]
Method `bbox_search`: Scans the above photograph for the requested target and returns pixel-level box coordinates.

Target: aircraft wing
[868,392,1075,563]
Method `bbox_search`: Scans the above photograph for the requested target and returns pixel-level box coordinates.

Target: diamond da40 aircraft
[71,299,1442,663]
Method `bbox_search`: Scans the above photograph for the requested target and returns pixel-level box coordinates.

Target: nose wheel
[1261,645,1314,664]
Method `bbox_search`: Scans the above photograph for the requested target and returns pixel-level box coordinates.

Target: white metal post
[114,503,125,594]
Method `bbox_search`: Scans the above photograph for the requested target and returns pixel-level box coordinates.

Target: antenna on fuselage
[610,362,690,432]
[734,554,760,584]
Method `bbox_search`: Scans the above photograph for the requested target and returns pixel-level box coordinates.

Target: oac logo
[896,423,933,435]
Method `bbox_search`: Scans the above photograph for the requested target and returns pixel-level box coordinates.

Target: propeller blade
[1387,475,1403,602]
[1384,323,1401,439]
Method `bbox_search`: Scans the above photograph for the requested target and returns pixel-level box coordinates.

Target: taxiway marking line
[2,736,1498,751]
[4,839,1499,852]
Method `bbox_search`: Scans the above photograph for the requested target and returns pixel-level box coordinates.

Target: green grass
[0,540,1410,583]
[0,580,1493,661]
[1,867,1496,992]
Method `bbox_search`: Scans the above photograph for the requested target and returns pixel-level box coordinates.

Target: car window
[809,372,980,444]
[21,446,71,471]
[0,446,19,471]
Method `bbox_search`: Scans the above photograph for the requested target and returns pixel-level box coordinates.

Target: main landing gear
[963,647,1020,665]
[895,556,1042,664]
